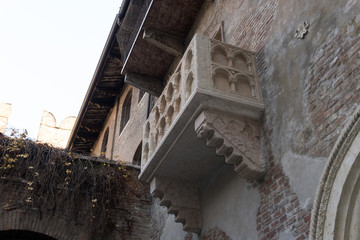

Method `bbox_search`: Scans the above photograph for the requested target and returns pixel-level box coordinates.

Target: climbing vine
[0,130,141,237]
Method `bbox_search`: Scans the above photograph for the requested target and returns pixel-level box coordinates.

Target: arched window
[100,128,109,157]
[311,106,360,240]
[120,91,132,134]
[133,142,142,166]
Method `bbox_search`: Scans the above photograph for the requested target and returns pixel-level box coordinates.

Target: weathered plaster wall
[147,0,359,239]
[0,103,11,134]
[255,1,359,238]
[201,165,260,239]
[149,199,191,240]
[92,85,148,164]
[37,111,76,149]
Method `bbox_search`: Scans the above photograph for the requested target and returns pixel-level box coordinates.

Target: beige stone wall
[92,85,148,164]
[37,111,76,149]
[0,103,12,134]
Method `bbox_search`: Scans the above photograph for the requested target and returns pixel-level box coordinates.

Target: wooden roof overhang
[120,0,206,94]
[68,0,207,153]
[67,17,124,153]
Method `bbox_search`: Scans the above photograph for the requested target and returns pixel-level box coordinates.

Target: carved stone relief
[210,42,253,73]
[212,66,255,98]
[195,110,266,180]
[210,40,261,101]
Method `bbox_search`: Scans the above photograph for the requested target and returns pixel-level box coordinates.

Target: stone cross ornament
[295,21,310,39]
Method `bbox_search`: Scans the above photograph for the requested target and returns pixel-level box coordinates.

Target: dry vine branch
[0,132,140,237]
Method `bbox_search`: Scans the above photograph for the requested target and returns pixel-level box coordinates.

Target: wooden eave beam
[124,72,163,97]
[142,29,184,57]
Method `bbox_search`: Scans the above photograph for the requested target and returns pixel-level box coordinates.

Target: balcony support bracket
[195,109,266,180]
[150,177,201,234]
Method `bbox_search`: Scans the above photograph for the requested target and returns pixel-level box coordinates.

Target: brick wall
[303,24,360,158]
[251,47,311,240]
[250,125,311,240]
[201,227,231,240]
[253,5,360,240]
[187,1,360,240]
[190,0,279,52]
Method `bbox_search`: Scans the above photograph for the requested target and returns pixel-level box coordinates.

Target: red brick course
[249,122,311,240]
[201,227,231,240]
[303,25,360,158]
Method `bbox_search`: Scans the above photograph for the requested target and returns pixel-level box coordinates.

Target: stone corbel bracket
[150,177,201,233]
[195,110,266,180]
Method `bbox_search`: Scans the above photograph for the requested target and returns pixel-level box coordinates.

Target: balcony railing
[140,33,264,178]
[139,34,266,233]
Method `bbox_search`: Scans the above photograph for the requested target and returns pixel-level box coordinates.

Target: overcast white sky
[0,0,122,139]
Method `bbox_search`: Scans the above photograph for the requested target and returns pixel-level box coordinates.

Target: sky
[0,0,122,139]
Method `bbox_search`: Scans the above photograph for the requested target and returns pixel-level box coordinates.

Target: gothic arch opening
[311,106,360,240]
[0,230,56,240]
[133,142,142,166]
[0,211,88,240]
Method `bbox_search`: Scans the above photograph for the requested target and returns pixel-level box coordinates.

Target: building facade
[68,0,360,239]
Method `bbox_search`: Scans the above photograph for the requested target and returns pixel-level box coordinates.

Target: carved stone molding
[150,177,201,233]
[195,110,266,180]
[310,105,360,240]
[210,40,262,102]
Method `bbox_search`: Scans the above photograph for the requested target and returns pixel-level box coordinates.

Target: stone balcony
[139,34,266,233]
